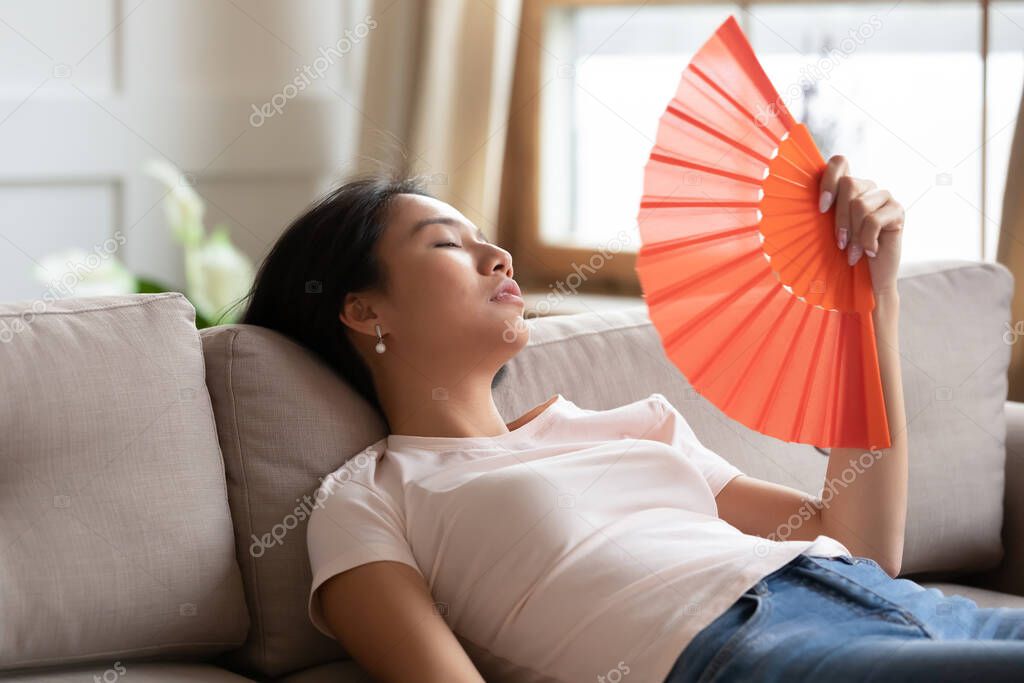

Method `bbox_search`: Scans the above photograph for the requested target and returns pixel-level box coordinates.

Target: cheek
[397,257,480,321]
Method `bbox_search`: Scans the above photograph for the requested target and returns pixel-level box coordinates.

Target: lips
[490,278,523,304]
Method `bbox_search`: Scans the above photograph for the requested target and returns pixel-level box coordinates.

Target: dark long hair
[237,171,434,416]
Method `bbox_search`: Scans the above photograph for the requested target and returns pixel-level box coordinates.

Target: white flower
[143,158,254,325]
[143,158,205,247]
[34,248,137,297]
[186,226,255,323]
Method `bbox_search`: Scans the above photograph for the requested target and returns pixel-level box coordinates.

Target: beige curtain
[357,0,523,240]
[997,85,1024,402]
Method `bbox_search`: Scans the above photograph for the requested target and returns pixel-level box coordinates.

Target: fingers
[849,188,892,259]
[835,176,875,264]
[819,154,849,218]
[860,200,905,255]
[818,155,901,266]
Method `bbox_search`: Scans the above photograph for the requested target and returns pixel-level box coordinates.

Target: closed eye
[435,241,461,248]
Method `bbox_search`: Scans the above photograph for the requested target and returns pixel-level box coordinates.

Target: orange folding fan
[634,15,890,450]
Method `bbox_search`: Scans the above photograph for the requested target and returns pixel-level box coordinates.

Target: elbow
[877,541,904,577]
[878,557,902,578]
[885,535,906,577]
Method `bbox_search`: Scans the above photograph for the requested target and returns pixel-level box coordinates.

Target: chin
[492,312,529,351]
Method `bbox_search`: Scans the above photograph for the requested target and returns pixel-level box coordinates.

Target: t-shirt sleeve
[649,393,745,496]
[306,479,421,639]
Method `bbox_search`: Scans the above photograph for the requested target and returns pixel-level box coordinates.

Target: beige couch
[1,259,1023,682]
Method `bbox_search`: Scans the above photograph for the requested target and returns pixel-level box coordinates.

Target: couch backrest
[201,258,1012,678]
[0,293,249,675]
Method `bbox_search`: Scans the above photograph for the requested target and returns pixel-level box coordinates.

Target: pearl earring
[374,323,386,354]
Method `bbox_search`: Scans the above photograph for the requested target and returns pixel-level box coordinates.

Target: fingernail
[819,191,834,213]
[848,244,863,266]
[865,249,876,258]
[838,229,848,250]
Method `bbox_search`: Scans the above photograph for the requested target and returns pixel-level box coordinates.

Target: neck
[376,371,509,439]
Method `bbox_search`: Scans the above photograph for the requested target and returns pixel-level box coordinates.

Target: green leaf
[133,276,213,328]
[194,310,214,329]
[135,276,176,294]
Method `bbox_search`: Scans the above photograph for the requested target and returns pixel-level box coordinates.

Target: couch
[1,259,1022,682]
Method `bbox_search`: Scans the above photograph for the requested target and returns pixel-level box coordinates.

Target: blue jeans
[663,553,1024,682]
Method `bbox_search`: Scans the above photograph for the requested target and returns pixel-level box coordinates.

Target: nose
[486,245,513,278]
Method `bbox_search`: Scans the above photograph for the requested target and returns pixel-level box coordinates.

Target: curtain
[357,0,523,240]
[997,84,1024,402]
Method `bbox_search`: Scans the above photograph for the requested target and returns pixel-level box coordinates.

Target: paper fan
[634,15,890,449]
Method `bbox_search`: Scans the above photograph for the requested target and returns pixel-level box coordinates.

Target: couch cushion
[0,662,259,682]
[201,326,387,678]
[889,260,1010,572]
[0,293,249,673]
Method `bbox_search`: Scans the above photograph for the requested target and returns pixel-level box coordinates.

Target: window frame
[503,0,999,294]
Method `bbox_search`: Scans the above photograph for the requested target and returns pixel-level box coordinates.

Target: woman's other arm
[319,560,486,683]
[716,155,908,576]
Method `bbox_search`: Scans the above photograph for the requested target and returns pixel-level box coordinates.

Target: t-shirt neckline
[386,393,566,451]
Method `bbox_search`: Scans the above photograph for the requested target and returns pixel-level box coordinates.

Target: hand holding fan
[634,15,891,449]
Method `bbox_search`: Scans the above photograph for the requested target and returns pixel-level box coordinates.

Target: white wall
[0,0,376,301]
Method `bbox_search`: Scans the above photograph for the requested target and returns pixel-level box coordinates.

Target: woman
[240,157,1024,683]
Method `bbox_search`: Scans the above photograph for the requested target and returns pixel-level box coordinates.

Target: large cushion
[0,293,249,673]
[890,260,1010,572]
[201,326,387,678]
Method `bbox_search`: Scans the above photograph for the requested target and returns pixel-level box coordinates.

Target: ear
[338,291,380,337]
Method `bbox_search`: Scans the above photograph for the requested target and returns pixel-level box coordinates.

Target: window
[509,0,1024,292]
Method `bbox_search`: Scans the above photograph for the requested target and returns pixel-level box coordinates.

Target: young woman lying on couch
[240,155,1024,683]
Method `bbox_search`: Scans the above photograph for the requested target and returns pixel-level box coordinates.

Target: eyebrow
[410,216,489,243]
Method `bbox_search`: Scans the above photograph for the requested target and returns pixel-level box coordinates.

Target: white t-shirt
[306,392,850,683]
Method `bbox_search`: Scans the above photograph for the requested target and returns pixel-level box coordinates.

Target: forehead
[390,193,464,226]
[389,193,484,239]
